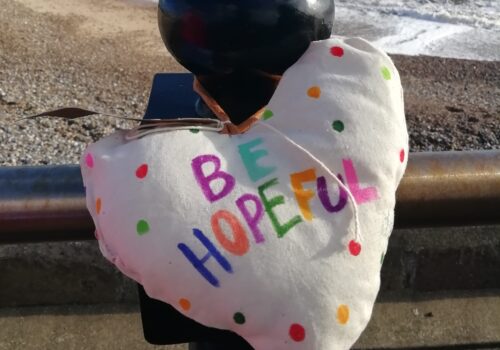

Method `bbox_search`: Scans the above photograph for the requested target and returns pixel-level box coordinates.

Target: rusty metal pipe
[395,150,500,228]
[0,150,499,244]
[0,166,94,244]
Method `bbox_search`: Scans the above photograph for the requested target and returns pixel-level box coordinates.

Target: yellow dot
[307,86,321,99]
[179,298,191,311]
[337,305,350,325]
[96,198,102,215]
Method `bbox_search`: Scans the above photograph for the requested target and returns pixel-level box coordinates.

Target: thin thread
[121,116,362,242]
[125,119,230,140]
[257,121,363,243]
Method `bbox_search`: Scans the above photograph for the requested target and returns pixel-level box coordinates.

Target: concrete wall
[2,226,499,307]
[1,226,499,348]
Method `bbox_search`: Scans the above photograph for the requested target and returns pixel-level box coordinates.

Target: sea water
[142,0,500,61]
[335,0,500,61]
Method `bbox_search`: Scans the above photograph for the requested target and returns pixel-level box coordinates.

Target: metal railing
[1,150,499,244]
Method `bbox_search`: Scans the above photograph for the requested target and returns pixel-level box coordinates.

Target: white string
[124,119,231,140]
[123,116,363,243]
[257,120,363,244]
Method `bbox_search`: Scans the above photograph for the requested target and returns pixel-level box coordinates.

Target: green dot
[262,109,274,120]
[189,129,200,134]
[136,220,150,235]
[233,312,246,325]
[381,66,392,80]
[381,252,385,265]
[332,120,344,132]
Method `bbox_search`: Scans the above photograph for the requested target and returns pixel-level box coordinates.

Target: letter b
[192,154,236,203]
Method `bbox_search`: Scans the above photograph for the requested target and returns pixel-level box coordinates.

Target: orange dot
[337,305,350,325]
[96,198,102,215]
[307,86,321,99]
[179,298,191,311]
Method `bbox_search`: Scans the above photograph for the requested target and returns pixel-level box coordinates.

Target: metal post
[0,150,499,244]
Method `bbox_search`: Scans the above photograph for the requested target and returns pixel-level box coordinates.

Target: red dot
[400,149,405,163]
[289,323,306,342]
[349,240,362,256]
[330,46,344,57]
[136,164,148,179]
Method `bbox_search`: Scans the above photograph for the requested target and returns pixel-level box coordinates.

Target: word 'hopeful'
[177,137,379,287]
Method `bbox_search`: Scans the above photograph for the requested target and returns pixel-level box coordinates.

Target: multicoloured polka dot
[233,312,246,325]
[136,220,150,236]
[332,120,345,132]
[95,198,102,215]
[348,240,362,256]
[136,164,149,179]
[179,298,191,311]
[262,109,274,120]
[381,66,392,80]
[84,40,402,340]
[330,46,344,57]
[289,323,306,342]
[85,153,94,168]
[307,86,321,99]
[337,305,350,325]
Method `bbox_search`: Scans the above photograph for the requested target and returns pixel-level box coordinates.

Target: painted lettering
[191,154,235,203]
[342,159,379,204]
[236,193,265,244]
[211,210,250,256]
[290,168,317,221]
[178,228,233,287]
[258,178,302,238]
[238,138,277,182]
[317,175,348,213]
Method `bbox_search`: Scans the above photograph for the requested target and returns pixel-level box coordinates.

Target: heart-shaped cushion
[81,37,408,350]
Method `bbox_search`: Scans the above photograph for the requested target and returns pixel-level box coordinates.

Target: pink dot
[136,164,149,179]
[289,323,306,342]
[85,153,94,168]
[400,149,405,163]
[330,46,344,57]
[349,240,362,256]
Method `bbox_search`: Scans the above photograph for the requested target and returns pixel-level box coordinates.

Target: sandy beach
[0,0,498,166]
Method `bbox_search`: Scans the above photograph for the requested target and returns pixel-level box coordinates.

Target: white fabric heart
[81,37,408,350]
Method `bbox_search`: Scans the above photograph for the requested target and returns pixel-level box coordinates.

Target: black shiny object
[158,0,335,76]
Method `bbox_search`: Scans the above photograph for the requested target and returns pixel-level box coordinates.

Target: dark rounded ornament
[158,0,335,76]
